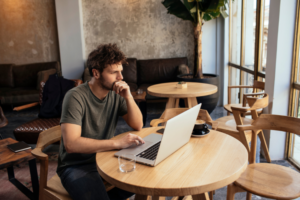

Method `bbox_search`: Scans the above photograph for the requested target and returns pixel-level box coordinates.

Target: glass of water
[118,154,136,173]
[136,89,143,95]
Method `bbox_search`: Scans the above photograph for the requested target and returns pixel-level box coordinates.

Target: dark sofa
[83,57,189,100]
[0,62,61,105]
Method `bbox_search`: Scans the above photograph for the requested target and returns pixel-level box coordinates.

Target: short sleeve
[60,90,84,126]
[118,96,128,116]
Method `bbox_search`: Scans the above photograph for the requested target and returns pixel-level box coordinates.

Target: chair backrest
[251,114,300,135]
[36,125,61,150]
[232,93,269,125]
[32,126,61,199]
[253,80,265,91]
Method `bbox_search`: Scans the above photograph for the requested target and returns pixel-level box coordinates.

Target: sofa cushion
[123,58,137,84]
[137,57,188,85]
[13,61,61,87]
[0,87,39,104]
[37,68,57,90]
[0,64,14,87]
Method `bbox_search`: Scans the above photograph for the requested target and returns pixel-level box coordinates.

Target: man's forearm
[125,97,143,130]
[65,137,119,154]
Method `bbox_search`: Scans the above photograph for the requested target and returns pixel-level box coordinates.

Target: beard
[99,77,115,91]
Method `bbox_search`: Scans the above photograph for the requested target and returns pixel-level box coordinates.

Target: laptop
[115,103,201,166]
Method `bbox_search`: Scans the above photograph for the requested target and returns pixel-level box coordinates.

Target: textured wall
[82,0,195,69]
[0,0,59,65]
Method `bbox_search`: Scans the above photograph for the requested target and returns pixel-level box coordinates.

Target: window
[287,0,300,168]
[228,0,267,103]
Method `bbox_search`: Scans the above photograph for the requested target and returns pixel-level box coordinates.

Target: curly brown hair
[87,43,127,76]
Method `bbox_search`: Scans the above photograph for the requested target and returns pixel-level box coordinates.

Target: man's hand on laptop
[115,133,145,149]
[113,81,133,100]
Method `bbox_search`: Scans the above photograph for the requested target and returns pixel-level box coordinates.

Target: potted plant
[162,0,231,113]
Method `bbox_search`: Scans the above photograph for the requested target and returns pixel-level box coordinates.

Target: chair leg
[192,192,210,200]
[226,183,245,200]
[239,132,251,161]
[246,192,252,200]
[227,111,230,116]
[258,131,271,163]
[209,191,214,200]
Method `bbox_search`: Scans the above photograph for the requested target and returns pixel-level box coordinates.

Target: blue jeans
[59,163,134,200]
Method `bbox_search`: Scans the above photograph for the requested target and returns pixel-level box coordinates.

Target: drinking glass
[136,89,143,95]
[118,154,136,173]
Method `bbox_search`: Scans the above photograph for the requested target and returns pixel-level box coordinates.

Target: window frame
[286,0,300,169]
[228,0,265,104]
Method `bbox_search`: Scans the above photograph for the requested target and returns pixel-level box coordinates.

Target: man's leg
[59,163,110,200]
[59,163,134,200]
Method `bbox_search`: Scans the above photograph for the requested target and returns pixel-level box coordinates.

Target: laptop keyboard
[137,141,161,160]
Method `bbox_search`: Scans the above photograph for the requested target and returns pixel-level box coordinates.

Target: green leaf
[190,6,197,13]
[162,0,195,22]
[198,0,220,12]
[203,12,220,21]
[183,0,196,20]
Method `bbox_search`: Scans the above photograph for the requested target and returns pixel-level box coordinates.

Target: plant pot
[177,73,219,113]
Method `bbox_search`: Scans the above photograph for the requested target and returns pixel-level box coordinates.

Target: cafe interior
[0,0,300,200]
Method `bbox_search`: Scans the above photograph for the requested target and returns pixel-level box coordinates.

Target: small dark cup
[193,123,210,135]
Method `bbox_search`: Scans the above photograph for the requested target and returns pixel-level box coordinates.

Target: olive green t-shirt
[56,82,127,176]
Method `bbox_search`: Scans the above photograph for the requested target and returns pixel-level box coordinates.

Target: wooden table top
[147,82,218,98]
[96,127,248,196]
[0,138,34,169]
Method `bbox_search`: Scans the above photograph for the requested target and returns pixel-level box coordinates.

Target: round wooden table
[96,127,248,200]
[147,82,218,109]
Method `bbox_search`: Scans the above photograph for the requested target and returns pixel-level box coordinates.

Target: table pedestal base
[166,97,198,109]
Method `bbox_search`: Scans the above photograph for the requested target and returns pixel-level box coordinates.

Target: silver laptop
[115,103,201,166]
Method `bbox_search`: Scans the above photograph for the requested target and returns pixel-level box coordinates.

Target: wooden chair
[215,93,271,163]
[227,114,300,200]
[225,80,265,116]
[150,108,218,130]
[32,125,115,200]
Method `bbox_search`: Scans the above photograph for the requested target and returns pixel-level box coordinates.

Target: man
[57,44,145,200]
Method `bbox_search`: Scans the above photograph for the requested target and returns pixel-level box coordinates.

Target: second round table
[147,82,218,109]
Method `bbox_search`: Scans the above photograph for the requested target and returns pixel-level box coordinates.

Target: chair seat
[44,174,72,200]
[215,116,253,130]
[235,163,300,199]
[45,174,115,200]
[224,103,263,115]
[214,116,253,141]
[14,118,60,144]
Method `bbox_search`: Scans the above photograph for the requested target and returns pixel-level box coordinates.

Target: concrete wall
[81,0,218,72]
[0,0,59,64]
